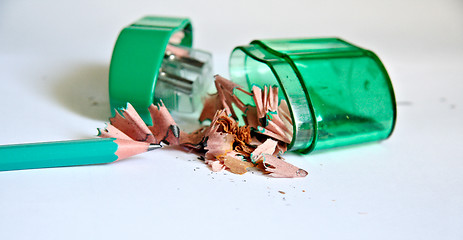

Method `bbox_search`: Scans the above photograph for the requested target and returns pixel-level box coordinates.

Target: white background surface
[1,0,462,239]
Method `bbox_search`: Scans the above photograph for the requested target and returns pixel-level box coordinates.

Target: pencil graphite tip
[148,143,163,151]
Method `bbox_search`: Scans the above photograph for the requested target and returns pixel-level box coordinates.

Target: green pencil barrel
[0,138,119,171]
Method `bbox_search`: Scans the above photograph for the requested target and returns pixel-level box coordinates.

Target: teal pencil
[0,138,161,172]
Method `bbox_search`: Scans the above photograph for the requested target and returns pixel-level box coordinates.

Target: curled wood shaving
[97,124,132,140]
[165,44,189,58]
[223,154,254,175]
[205,159,226,172]
[274,141,288,155]
[99,103,180,145]
[168,31,185,45]
[97,76,307,178]
[236,126,251,144]
[233,144,255,159]
[190,76,307,178]
[261,154,308,178]
[148,101,180,145]
[179,127,207,148]
[108,103,156,143]
[199,75,251,122]
[246,85,293,143]
[250,138,278,163]
[215,112,238,134]
[233,126,254,158]
[199,94,221,123]
[205,127,234,160]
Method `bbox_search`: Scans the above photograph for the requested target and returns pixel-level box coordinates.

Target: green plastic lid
[109,16,212,125]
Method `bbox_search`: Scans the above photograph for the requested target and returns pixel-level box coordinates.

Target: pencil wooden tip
[114,139,152,161]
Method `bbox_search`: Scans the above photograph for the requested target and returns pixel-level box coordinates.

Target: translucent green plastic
[230,38,396,153]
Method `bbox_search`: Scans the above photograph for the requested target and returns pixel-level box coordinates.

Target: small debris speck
[278,191,286,194]
[397,101,413,106]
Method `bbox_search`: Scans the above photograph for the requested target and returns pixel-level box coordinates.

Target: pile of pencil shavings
[98,75,307,178]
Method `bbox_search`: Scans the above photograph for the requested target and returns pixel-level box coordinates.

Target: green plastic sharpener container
[229,38,396,153]
[109,16,395,154]
[109,16,212,125]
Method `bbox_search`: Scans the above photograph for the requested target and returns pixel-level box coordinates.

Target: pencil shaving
[168,31,185,45]
[148,101,180,145]
[233,126,253,158]
[205,158,225,172]
[199,75,251,121]
[186,75,307,178]
[109,103,156,143]
[246,85,292,143]
[250,138,278,163]
[100,103,181,146]
[165,44,189,58]
[223,154,254,175]
[261,154,308,178]
[98,75,307,178]
[97,124,132,140]
[179,127,207,148]
[204,127,234,160]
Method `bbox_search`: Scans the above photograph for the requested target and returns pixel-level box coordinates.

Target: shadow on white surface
[51,63,111,121]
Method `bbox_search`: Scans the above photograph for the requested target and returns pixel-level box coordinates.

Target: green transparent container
[230,38,396,153]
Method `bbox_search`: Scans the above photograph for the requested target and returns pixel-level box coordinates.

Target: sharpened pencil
[0,138,161,172]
